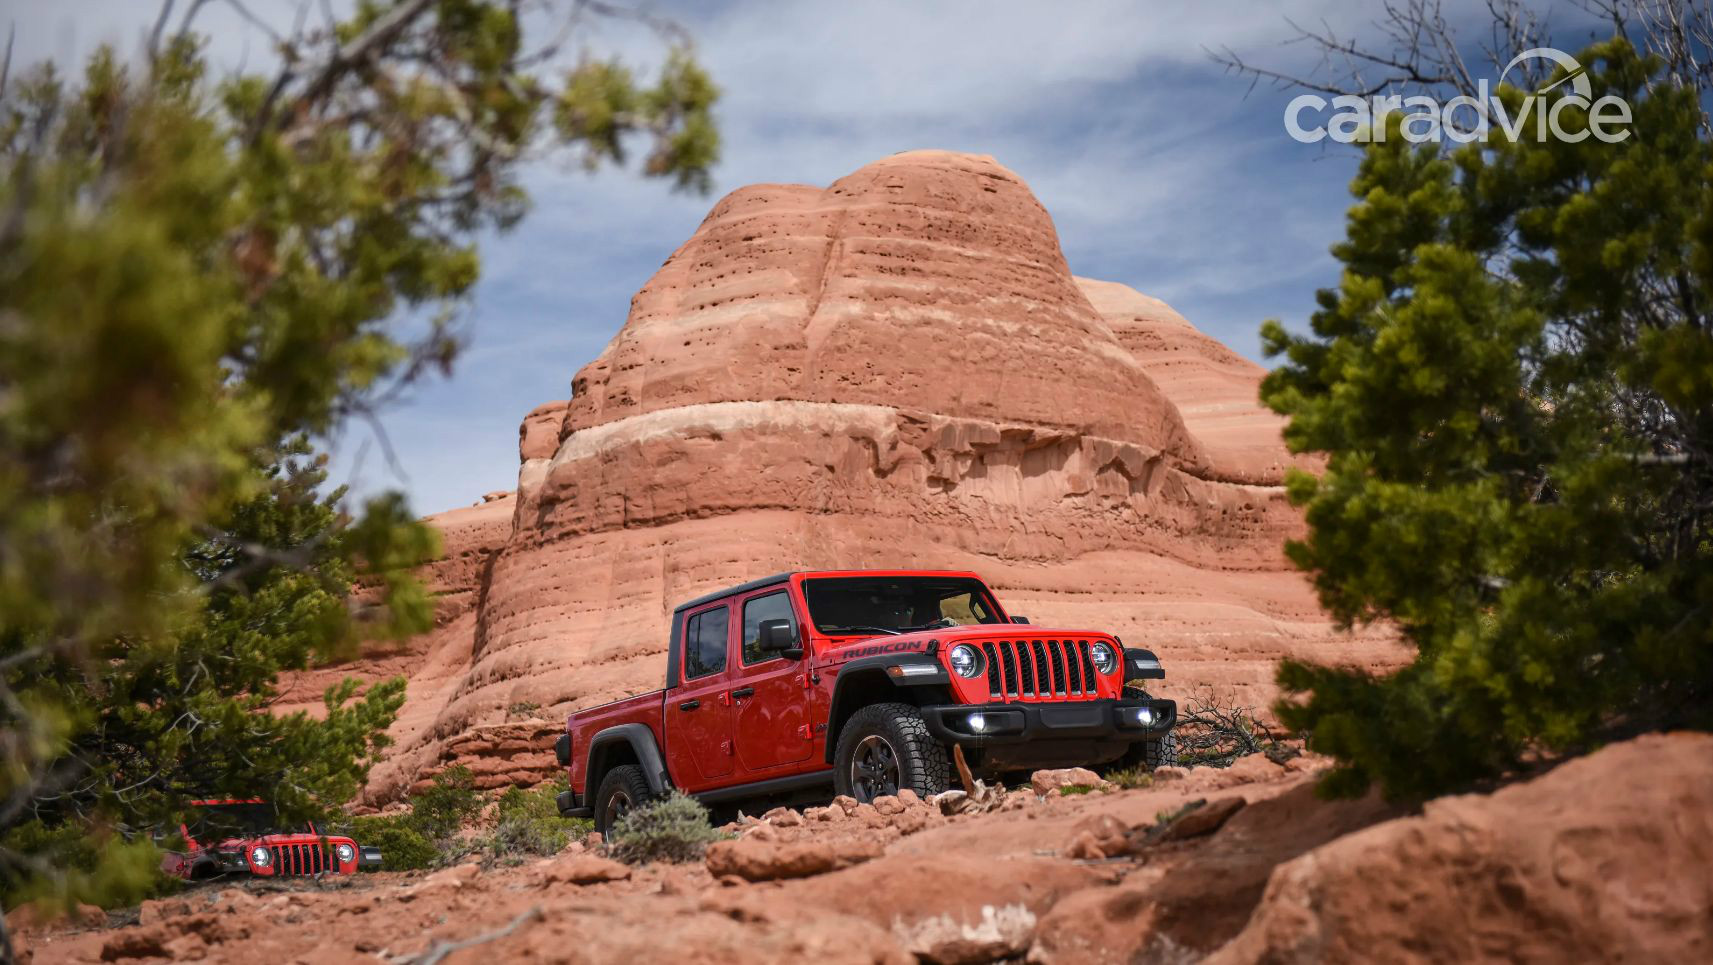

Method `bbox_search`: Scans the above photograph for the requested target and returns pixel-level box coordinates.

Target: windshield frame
[801,576,1006,636]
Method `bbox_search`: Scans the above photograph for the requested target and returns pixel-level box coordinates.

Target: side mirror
[758,619,802,658]
[1010,615,1030,625]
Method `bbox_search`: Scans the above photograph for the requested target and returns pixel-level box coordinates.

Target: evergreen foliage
[1262,39,1713,798]
[0,0,718,919]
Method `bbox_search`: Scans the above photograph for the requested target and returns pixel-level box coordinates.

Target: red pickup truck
[158,799,383,879]
[555,570,1175,835]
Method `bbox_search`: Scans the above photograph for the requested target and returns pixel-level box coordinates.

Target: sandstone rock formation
[1208,732,1713,964]
[302,149,1401,801]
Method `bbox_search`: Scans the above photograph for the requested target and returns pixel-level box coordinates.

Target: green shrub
[1102,765,1153,790]
[344,815,437,872]
[422,780,594,869]
[409,766,483,841]
[606,792,727,865]
[479,781,591,865]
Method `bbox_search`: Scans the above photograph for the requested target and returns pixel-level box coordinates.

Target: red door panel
[663,604,735,788]
[731,589,815,774]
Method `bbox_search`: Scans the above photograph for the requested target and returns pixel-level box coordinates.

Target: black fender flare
[823,653,951,763]
[586,723,671,797]
[1123,648,1165,682]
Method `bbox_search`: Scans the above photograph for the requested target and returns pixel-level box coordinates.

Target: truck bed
[565,689,666,794]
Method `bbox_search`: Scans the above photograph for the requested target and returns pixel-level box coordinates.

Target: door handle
[678,699,700,711]
[730,686,755,699]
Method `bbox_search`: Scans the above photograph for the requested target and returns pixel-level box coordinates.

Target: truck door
[664,603,736,786]
[730,588,814,773]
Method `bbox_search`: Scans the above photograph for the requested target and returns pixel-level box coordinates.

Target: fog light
[1137,706,1155,726]
[967,712,987,733]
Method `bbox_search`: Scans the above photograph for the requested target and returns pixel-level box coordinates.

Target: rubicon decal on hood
[835,640,928,661]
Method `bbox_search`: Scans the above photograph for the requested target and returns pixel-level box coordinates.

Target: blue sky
[8,1,1538,513]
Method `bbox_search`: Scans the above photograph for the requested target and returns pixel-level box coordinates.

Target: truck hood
[208,832,356,850]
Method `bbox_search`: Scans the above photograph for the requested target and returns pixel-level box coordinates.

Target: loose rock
[1030,767,1111,796]
[704,837,886,882]
[543,854,632,886]
[1158,797,1246,841]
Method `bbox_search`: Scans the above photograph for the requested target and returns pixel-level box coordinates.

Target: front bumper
[358,846,383,871]
[920,698,1176,747]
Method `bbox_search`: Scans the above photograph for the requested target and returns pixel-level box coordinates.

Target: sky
[5,0,1584,514]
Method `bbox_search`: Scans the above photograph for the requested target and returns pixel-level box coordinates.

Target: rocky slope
[20,733,1710,963]
[294,150,1402,801]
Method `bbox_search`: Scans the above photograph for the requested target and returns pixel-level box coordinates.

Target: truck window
[684,607,729,680]
[741,591,796,665]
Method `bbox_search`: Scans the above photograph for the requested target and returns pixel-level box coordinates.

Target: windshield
[803,577,1004,635]
[186,802,306,841]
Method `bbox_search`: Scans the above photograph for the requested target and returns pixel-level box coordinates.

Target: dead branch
[401,905,544,965]
[1171,688,1283,768]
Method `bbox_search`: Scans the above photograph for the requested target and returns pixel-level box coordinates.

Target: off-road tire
[1118,731,1178,771]
[833,702,951,803]
[593,763,656,838]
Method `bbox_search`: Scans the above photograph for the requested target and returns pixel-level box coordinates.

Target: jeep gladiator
[158,799,383,880]
[556,570,1175,835]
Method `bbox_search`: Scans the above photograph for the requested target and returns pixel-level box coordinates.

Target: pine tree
[0,1,719,923]
[1263,39,1713,798]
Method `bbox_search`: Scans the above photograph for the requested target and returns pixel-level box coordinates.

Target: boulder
[704,837,886,882]
[893,904,1037,965]
[1210,733,1713,963]
[543,854,631,886]
[1063,813,1133,859]
[1157,797,1246,842]
[1031,767,1110,797]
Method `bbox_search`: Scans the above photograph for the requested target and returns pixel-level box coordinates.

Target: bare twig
[1170,688,1282,768]
[401,906,544,965]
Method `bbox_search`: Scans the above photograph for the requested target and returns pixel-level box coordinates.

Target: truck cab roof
[670,570,989,615]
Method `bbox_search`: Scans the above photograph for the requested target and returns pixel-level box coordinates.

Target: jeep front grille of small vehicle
[980,639,1100,699]
[269,843,338,875]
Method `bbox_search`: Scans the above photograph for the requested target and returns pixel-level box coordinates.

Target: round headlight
[1090,642,1118,675]
[250,846,271,867]
[948,644,983,678]
[336,843,355,863]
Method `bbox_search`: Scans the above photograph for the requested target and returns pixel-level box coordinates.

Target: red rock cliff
[328,150,1400,802]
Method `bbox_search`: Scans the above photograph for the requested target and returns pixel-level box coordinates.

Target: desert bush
[1102,765,1153,790]
[408,766,484,842]
[479,781,592,865]
[344,815,437,872]
[332,767,488,871]
[416,779,594,869]
[606,792,727,865]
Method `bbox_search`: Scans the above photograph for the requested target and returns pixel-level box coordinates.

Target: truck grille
[979,640,1103,700]
[269,843,339,876]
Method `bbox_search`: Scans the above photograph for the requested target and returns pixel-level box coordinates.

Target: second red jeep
[557,571,1175,834]
[158,799,382,880]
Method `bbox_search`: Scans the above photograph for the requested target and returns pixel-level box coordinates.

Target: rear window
[684,606,730,680]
